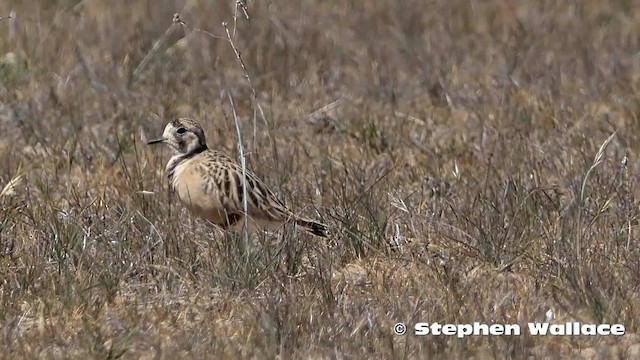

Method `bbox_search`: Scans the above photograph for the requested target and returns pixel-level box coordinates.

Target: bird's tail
[295,218,330,238]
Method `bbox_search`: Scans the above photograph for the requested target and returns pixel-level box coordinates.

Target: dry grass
[2,0,640,359]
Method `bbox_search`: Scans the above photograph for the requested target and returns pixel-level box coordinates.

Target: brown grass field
[2,0,640,358]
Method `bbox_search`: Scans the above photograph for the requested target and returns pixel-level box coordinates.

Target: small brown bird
[147,118,329,237]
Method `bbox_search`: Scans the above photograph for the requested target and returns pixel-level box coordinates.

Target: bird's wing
[199,151,292,222]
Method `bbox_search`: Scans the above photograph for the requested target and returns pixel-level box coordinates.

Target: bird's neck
[185,140,208,157]
[165,145,208,183]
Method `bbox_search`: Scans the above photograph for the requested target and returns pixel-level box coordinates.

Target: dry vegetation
[2,0,640,359]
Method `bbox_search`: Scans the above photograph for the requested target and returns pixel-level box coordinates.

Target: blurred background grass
[2,0,640,358]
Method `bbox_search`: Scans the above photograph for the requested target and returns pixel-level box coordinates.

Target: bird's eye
[176,127,187,134]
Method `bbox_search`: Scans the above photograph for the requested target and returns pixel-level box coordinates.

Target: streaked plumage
[148,118,329,237]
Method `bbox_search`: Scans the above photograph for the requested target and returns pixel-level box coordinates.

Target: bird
[147,117,329,238]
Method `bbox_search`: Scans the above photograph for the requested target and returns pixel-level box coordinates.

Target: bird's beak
[147,138,165,145]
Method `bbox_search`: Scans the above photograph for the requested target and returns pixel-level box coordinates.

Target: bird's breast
[167,157,227,222]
